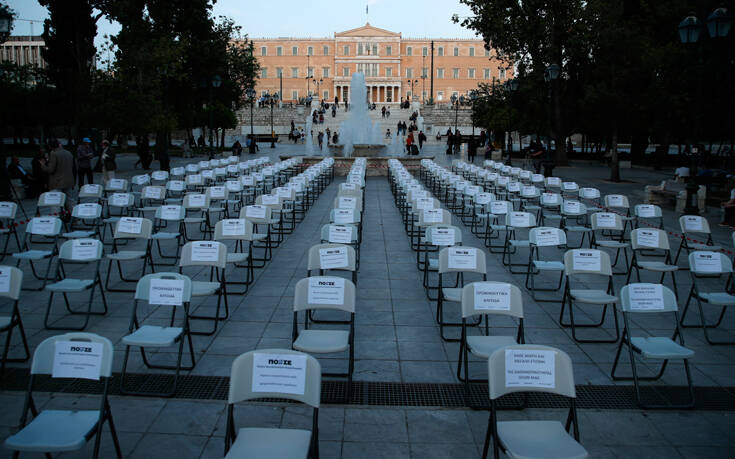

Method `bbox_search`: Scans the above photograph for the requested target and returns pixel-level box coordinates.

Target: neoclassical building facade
[249,23,512,105]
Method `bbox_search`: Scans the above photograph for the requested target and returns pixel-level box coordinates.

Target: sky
[6,0,478,43]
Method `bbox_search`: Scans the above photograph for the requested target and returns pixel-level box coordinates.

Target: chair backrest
[180,241,227,269]
[183,193,210,209]
[504,211,537,228]
[634,204,662,219]
[38,191,66,208]
[0,266,23,300]
[108,192,135,208]
[215,219,254,241]
[620,283,678,313]
[155,205,186,221]
[78,184,103,200]
[331,207,361,225]
[688,251,731,275]
[0,201,17,220]
[540,192,561,207]
[604,194,630,210]
[30,332,114,378]
[59,238,103,262]
[438,246,487,274]
[561,200,587,216]
[590,212,624,231]
[630,228,670,251]
[293,276,356,313]
[27,217,63,236]
[114,217,153,239]
[256,194,283,209]
[228,349,321,407]
[579,187,600,200]
[151,170,169,182]
[563,249,613,276]
[134,272,192,303]
[306,243,357,272]
[166,180,186,193]
[418,208,452,226]
[72,203,102,219]
[679,215,711,235]
[529,227,567,247]
[424,225,463,247]
[334,196,363,213]
[240,205,273,223]
[461,281,523,319]
[105,178,128,192]
[487,345,575,399]
[206,185,229,201]
[488,200,511,216]
[141,186,166,202]
[321,224,358,244]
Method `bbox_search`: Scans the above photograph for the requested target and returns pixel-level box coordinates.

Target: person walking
[446,128,453,155]
[41,139,75,215]
[100,139,116,181]
[75,137,94,188]
[406,132,414,155]
[418,130,426,151]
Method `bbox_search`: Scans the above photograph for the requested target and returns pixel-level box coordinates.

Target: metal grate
[2,368,735,410]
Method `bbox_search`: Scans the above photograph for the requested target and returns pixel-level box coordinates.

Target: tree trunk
[609,130,620,182]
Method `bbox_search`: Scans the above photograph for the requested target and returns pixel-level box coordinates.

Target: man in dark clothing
[446,129,453,155]
[418,131,426,151]
[76,137,94,187]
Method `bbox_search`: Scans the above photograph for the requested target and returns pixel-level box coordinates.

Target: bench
[645,179,706,213]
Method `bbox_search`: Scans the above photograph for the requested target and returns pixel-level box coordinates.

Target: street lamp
[246,87,256,153]
[406,79,418,102]
[504,79,519,159]
[312,78,323,104]
[450,94,465,154]
[266,91,280,148]
[208,75,222,159]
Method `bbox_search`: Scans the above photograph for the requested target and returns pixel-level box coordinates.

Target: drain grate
[2,368,734,410]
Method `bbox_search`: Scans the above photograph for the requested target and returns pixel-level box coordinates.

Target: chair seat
[152,232,180,240]
[122,325,183,347]
[4,409,100,453]
[637,261,677,272]
[293,329,350,353]
[45,278,95,292]
[428,258,439,270]
[543,215,562,221]
[252,234,268,241]
[509,240,530,248]
[442,288,462,303]
[565,226,591,233]
[596,240,629,249]
[699,292,735,306]
[490,224,507,231]
[106,251,146,261]
[102,217,121,224]
[467,335,517,358]
[62,230,96,239]
[184,217,205,224]
[524,205,541,211]
[13,250,53,260]
[630,336,695,360]
[688,243,721,251]
[497,420,589,459]
[192,281,220,296]
[569,289,618,304]
[227,253,249,263]
[533,260,564,271]
[225,427,312,459]
[0,316,11,328]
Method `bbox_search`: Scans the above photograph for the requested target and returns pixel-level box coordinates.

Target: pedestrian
[332,131,339,144]
[418,130,426,150]
[41,139,75,215]
[446,128,453,155]
[479,130,487,147]
[31,147,49,197]
[382,106,386,118]
[386,129,391,139]
[318,131,324,149]
[468,138,476,163]
[454,130,461,155]
[232,139,243,156]
[326,128,331,145]
[197,135,205,148]
[247,135,259,154]
[100,139,116,181]
[386,108,390,118]
[406,132,414,155]
[182,137,192,158]
[75,137,94,188]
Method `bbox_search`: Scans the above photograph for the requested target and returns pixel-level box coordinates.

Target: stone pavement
[1,144,734,458]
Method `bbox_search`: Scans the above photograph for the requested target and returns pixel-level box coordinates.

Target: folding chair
[603,194,634,235]
[4,333,122,459]
[35,191,66,217]
[437,246,487,342]
[611,283,695,408]
[138,185,167,218]
[471,192,495,237]
[224,349,321,458]
[214,219,256,294]
[485,200,512,252]
[307,243,358,284]
[501,211,538,273]
[240,205,276,265]
[104,178,128,196]
[579,186,601,211]
[165,180,186,204]
[559,249,620,343]
[457,282,525,407]
[179,240,229,335]
[151,205,186,265]
[183,192,213,238]
[561,181,579,200]
[104,217,154,293]
[420,225,463,300]
[120,272,195,397]
[590,212,630,274]
[525,227,567,302]
[257,194,287,243]
[44,239,108,331]
[481,345,587,459]
[63,203,102,240]
[633,204,663,229]
[292,276,355,402]
[78,183,103,204]
[320,223,360,269]
[627,228,678,296]
[151,170,169,185]
[681,251,735,344]
[539,192,562,227]
[560,200,591,249]
[13,217,62,291]
[0,266,29,376]
[101,192,135,243]
[0,201,22,260]
[674,215,721,266]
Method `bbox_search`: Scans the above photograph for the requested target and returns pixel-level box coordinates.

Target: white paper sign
[276,188,292,199]
[490,201,508,215]
[160,205,182,220]
[415,198,434,210]
[431,227,455,246]
[108,179,125,189]
[44,192,63,205]
[132,175,149,185]
[171,167,185,175]
[143,187,163,200]
[628,283,665,311]
[338,197,358,210]
[572,250,601,271]
[509,212,531,228]
[188,174,203,185]
[328,225,353,243]
[245,205,267,219]
[607,195,624,207]
[563,182,577,190]
[693,252,720,273]
[448,247,477,270]
[307,277,345,305]
[636,229,660,248]
[0,267,10,293]
[71,239,98,260]
[563,201,581,214]
[473,283,511,310]
[191,241,220,262]
[201,170,214,179]
[118,217,143,234]
[168,181,185,192]
[542,193,560,205]
[547,177,561,186]
[251,353,307,395]
[242,176,255,186]
[209,186,226,199]
[32,217,56,235]
[595,212,617,229]
[149,278,185,306]
[188,194,206,207]
[535,229,561,247]
[0,203,12,218]
[507,182,521,193]
[261,195,280,205]
[684,216,703,232]
[637,205,656,218]
[505,349,555,388]
[110,193,129,207]
[76,203,98,218]
[423,208,443,223]
[319,247,349,269]
[521,186,536,196]
[52,341,104,380]
[81,184,101,195]
[152,171,168,180]
[334,208,355,224]
[222,219,246,236]
[531,174,544,182]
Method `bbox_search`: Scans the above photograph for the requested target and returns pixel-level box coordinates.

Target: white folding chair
[0,266,29,376]
[436,246,487,342]
[674,215,721,266]
[13,217,62,291]
[179,240,229,335]
[104,217,154,292]
[0,202,22,260]
[525,227,567,302]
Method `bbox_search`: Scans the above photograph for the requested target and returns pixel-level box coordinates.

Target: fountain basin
[330,143,387,157]
[280,155,433,176]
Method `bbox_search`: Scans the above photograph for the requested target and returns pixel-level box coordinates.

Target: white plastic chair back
[113,217,153,239]
[563,249,613,276]
[30,333,113,378]
[240,205,273,224]
[504,211,537,228]
[460,281,523,319]
[438,246,487,275]
[630,228,670,251]
[0,266,23,300]
[134,272,192,303]
[424,225,463,247]
[58,238,103,262]
[215,219,254,241]
[487,345,575,399]
[590,212,625,231]
[293,276,356,313]
[307,243,357,272]
[679,215,712,235]
[180,241,227,269]
[529,227,567,247]
[620,283,678,313]
[688,251,731,275]
[155,205,185,222]
[72,203,102,220]
[28,217,63,236]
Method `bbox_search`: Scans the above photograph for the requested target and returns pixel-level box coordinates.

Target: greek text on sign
[474,282,511,310]
[572,250,601,271]
[637,205,656,218]
[201,170,214,179]
[607,195,624,206]
[118,217,143,234]
[149,278,185,306]
[628,283,665,311]
[339,197,357,209]
[476,193,493,205]
[81,184,101,194]
[0,267,11,293]
[547,177,561,186]
[108,179,125,188]
[693,252,720,273]
[505,349,555,388]
[307,277,345,305]
[242,176,255,186]
[245,205,267,219]
[328,225,353,243]
[636,229,660,248]
[188,174,202,184]
[222,219,246,236]
[595,212,617,228]
[188,194,206,207]
[110,193,129,207]
[431,227,455,246]
[563,201,581,214]
[0,203,12,217]
[143,187,162,199]
[507,182,521,192]
[542,193,559,204]
[169,181,184,191]
[261,194,280,205]
[531,174,544,182]
[251,353,306,395]
[448,247,477,270]
[191,241,220,262]
[44,192,63,205]
[334,208,355,224]
[509,212,530,227]
[52,341,104,380]
[319,247,349,269]
[491,201,508,215]
[563,182,577,190]
[71,239,98,260]
[32,218,56,235]
[161,206,182,220]
[209,186,226,199]
[415,198,434,210]
[276,188,292,198]
[684,216,703,231]
[521,186,536,196]
[77,203,98,218]
[423,209,443,223]
[535,229,560,247]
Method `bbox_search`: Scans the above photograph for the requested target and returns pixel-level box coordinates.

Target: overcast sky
[6,0,478,43]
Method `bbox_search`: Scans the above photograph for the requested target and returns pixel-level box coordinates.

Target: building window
[437,91,444,101]
[261,68,268,78]
[422,47,428,56]
[343,66,349,77]
[323,90,329,100]
[323,45,329,55]
[372,44,378,55]
[469,47,475,57]
[484,68,490,79]
[277,46,282,56]
[453,68,459,79]
[406,68,413,78]
[322,67,329,78]
[468,68,475,78]
[307,46,313,56]
[291,67,299,78]
[385,67,392,77]
[453,47,459,56]
[292,90,298,100]
[292,46,298,56]
[276,67,283,78]
[357,43,364,55]
[307,67,314,78]
[406,46,412,56]
[386,45,392,56]
[422,67,428,78]
[343,45,349,55]
[260,46,267,56]
[371,63,378,77]
[499,68,506,80]
[437,68,444,79]
[438,47,444,57]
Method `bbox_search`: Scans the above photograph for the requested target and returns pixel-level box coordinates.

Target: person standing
[406,132,414,155]
[182,137,192,158]
[75,137,94,188]
[100,139,116,181]
[41,139,75,214]
[418,130,426,151]
[446,128,453,155]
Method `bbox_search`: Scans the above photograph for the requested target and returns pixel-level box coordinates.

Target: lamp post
[450,94,465,155]
[504,79,519,159]
[407,79,418,102]
[208,75,222,159]
[678,8,732,215]
[312,78,323,104]
[246,87,255,152]
[544,64,561,164]
[266,91,279,148]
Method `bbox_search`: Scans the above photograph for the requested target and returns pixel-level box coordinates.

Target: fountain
[331,72,386,157]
